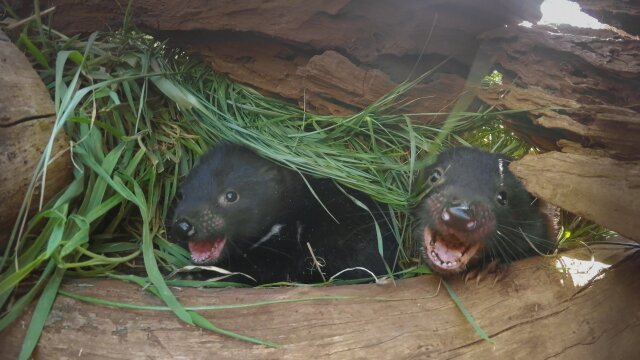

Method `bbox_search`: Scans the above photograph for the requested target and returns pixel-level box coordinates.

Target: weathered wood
[1,247,638,359]
[10,0,544,115]
[35,0,543,61]
[10,2,638,157]
[0,29,72,249]
[477,24,640,158]
[511,150,640,242]
[577,0,640,36]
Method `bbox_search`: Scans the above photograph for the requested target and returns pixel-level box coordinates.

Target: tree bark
[511,149,640,243]
[476,24,640,159]
[473,23,640,241]
[11,0,545,115]
[1,247,638,359]
[577,0,640,36]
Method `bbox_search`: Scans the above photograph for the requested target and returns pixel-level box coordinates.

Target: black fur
[167,143,398,284]
[414,147,556,275]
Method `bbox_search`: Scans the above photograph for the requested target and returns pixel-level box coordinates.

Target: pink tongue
[433,240,464,263]
[188,238,225,263]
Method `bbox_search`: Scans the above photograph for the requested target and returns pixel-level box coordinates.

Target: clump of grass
[0,23,502,356]
[557,215,617,250]
[456,115,535,159]
[2,18,613,356]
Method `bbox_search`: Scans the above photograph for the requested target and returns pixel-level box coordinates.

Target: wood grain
[1,247,638,359]
[512,151,640,242]
[0,29,72,249]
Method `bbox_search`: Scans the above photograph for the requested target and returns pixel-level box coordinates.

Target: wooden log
[0,29,72,249]
[1,247,638,359]
[577,0,640,36]
[511,150,640,242]
[477,24,640,158]
[9,0,543,115]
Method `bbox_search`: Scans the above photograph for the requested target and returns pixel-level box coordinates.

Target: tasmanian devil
[414,147,557,278]
[167,143,398,284]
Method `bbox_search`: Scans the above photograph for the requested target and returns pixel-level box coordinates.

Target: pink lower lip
[188,237,226,263]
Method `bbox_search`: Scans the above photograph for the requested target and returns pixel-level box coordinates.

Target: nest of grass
[1,23,611,357]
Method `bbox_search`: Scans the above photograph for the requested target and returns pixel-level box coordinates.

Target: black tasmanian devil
[167,143,398,284]
[414,147,557,278]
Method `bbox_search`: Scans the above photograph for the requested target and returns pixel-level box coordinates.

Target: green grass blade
[59,289,352,311]
[0,252,48,295]
[44,204,68,256]
[18,264,65,360]
[135,176,193,325]
[189,311,279,348]
[0,261,55,331]
[59,215,90,256]
[442,280,493,343]
[18,32,49,69]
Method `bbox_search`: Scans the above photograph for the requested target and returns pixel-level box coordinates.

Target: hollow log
[11,0,545,115]
[1,247,638,359]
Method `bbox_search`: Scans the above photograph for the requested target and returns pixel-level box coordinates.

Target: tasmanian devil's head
[415,147,554,275]
[168,143,302,265]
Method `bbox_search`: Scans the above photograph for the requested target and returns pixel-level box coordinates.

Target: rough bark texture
[20,0,544,115]
[476,24,640,158]
[475,23,640,240]
[0,29,72,249]
[577,0,640,36]
[1,247,638,359]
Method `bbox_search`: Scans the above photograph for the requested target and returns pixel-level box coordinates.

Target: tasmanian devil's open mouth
[423,227,481,273]
[188,237,226,264]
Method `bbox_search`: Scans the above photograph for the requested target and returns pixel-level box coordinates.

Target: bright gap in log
[555,255,610,286]
[538,0,604,29]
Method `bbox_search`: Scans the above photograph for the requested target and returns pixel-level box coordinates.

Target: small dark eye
[224,191,239,203]
[496,191,508,206]
[429,169,443,184]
